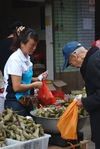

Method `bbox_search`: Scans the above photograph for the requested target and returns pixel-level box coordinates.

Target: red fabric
[37,80,57,105]
[33,53,44,59]
[91,39,100,48]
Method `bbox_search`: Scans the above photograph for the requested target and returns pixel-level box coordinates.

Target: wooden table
[48,140,89,149]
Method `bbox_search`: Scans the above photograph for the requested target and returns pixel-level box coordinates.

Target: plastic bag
[57,100,78,140]
[52,91,64,99]
[37,80,57,105]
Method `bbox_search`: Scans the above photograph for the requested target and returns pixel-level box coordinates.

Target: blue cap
[62,41,82,70]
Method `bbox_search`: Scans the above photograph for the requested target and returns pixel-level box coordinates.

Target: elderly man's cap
[62,41,82,70]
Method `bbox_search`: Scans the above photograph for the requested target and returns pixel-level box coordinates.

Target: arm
[32,77,39,82]
[82,90,100,113]
[81,51,100,112]
[11,75,42,92]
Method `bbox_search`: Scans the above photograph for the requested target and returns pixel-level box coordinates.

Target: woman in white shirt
[4,27,48,116]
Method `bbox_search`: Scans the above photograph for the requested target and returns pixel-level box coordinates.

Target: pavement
[79,116,95,149]
[88,141,95,149]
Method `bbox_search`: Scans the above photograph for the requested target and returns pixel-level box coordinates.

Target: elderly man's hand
[77,99,83,108]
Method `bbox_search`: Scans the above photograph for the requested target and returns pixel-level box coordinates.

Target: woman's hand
[32,81,43,89]
[37,71,48,81]
[42,71,48,80]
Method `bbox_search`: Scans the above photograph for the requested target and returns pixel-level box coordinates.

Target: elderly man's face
[68,53,82,68]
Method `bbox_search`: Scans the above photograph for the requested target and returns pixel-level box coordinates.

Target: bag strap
[67,142,75,149]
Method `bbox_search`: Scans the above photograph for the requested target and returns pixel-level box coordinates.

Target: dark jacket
[80,46,100,143]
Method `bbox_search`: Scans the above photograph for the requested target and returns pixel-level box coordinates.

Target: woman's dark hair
[10,28,39,51]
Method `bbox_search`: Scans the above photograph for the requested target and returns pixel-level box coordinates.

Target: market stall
[30,85,90,148]
[0,79,90,149]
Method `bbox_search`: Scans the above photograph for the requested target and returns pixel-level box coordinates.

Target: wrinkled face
[21,38,37,55]
[68,54,82,68]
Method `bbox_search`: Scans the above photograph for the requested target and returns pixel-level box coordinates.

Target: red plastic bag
[37,80,57,105]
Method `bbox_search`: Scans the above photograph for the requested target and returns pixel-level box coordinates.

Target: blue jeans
[4,99,33,116]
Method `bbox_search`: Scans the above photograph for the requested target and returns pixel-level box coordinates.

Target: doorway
[0,0,46,75]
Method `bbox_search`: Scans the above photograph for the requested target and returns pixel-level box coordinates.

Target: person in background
[4,27,48,116]
[91,39,100,49]
[0,20,23,74]
[62,41,100,149]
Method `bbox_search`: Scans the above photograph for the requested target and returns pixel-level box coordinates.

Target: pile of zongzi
[36,106,66,118]
[0,109,44,141]
[0,121,6,147]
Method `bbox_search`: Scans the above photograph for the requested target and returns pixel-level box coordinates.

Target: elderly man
[62,41,100,149]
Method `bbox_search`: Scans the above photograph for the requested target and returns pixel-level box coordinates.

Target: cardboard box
[53,80,67,91]
[46,80,67,91]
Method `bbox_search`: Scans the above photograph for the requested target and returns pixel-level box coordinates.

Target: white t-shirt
[3,48,33,100]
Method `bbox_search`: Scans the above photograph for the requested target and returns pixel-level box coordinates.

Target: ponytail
[10,27,39,51]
